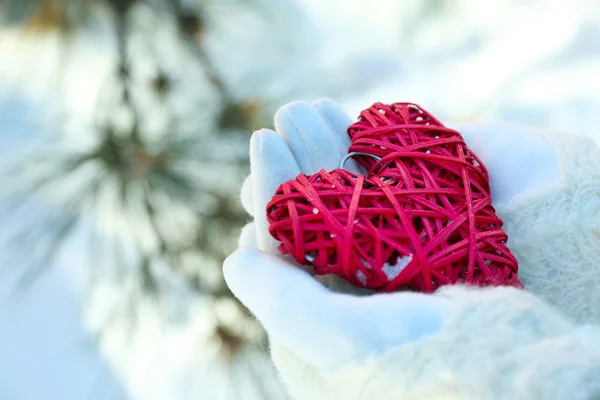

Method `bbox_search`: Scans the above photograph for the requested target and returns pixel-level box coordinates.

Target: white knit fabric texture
[495,130,600,325]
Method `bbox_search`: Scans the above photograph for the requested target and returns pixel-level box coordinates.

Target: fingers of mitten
[250,129,301,254]
[312,98,363,174]
[240,176,253,216]
[454,122,560,207]
[238,222,258,249]
[274,101,348,173]
[312,98,353,149]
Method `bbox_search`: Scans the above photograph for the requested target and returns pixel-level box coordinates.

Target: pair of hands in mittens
[224,98,560,368]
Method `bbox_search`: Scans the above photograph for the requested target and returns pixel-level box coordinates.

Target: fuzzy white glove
[224,99,600,399]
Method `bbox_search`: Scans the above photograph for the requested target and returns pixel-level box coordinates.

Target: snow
[356,269,367,285]
[382,255,413,281]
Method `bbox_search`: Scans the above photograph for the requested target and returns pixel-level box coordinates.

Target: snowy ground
[2,0,600,399]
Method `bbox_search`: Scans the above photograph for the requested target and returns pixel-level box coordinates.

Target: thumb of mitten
[464,124,600,325]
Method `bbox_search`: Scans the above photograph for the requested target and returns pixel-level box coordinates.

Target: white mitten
[456,122,600,324]
[225,100,600,399]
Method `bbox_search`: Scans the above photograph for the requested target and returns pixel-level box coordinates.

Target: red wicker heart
[266,103,521,293]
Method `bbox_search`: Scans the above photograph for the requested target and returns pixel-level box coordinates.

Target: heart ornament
[267,102,522,293]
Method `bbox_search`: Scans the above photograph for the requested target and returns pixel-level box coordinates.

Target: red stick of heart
[267,102,522,293]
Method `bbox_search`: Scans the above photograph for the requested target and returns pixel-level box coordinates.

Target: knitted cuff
[271,286,600,400]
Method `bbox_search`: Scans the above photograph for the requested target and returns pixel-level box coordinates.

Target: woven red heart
[267,103,522,293]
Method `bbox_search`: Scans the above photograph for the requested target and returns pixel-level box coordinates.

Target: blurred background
[0,0,599,399]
